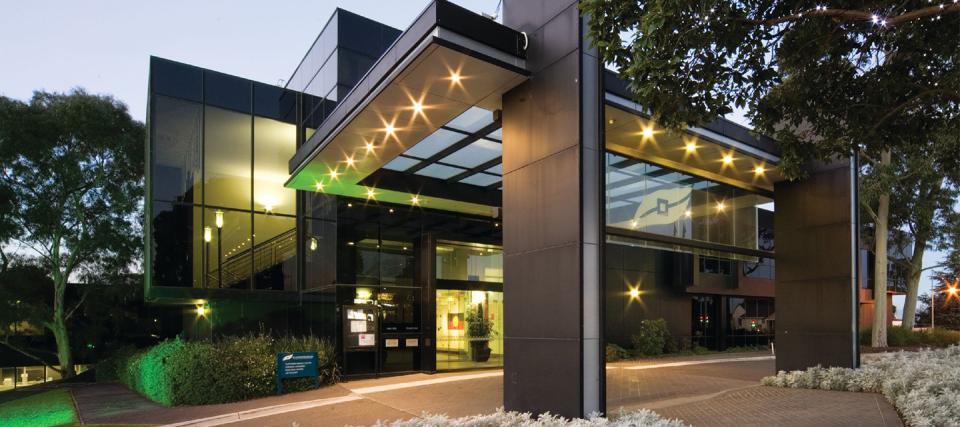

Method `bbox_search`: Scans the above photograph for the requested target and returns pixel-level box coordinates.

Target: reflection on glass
[254,117,297,215]
[204,106,251,210]
[436,289,503,370]
[726,297,775,348]
[151,201,194,287]
[436,241,503,283]
[253,214,297,290]
[152,96,201,204]
[203,208,252,289]
[606,153,771,251]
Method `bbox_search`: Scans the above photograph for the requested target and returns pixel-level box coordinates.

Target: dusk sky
[0,0,945,312]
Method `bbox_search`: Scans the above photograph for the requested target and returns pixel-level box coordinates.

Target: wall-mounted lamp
[215,210,224,229]
[309,237,318,251]
[203,226,212,243]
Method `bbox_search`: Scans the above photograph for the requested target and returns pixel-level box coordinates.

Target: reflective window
[304,218,337,290]
[605,153,771,251]
[436,241,503,283]
[204,106,251,210]
[151,58,202,102]
[404,128,462,159]
[485,164,503,175]
[254,83,297,123]
[152,96,202,204]
[383,155,419,172]
[254,117,297,216]
[459,173,501,187]
[205,72,250,113]
[726,297,775,348]
[253,214,297,290]
[446,107,494,133]
[440,139,501,168]
[204,208,252,289]
[415,164,466,180]
[151,201,194,287]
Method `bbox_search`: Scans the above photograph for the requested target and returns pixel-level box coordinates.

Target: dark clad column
[774,159,860,371]
[501,0,604,417]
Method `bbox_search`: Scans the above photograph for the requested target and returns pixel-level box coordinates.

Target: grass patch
[0,388,78,427]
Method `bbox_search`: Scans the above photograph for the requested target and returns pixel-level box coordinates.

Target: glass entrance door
[435,289,503,370]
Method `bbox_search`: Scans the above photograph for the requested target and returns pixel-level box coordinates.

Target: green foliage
[859,326,960,347]
[98,334,337,406]
[0,388,78,427]
[606,343,632,362]
[465,304,494,339]
[631,319,672,356]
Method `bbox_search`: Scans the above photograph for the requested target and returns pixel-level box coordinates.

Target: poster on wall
[447,313,464,330]
[358,334,375,346]
[350,320,367,333]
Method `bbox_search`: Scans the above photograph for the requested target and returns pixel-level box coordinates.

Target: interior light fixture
[716,201,726,211]
[264,204,274,213]
[203,226,212,243]
[315,182,324,192]
[411,195,420,205]
[608,118,616,125]
[214,210,224,229]
[722,154,734,165]
[345,156,355,167]
[685,141,697,153]
[641,127,654,139]
[450,72,461,83]
[196,305,207,317]
[629,288,640,299]
[385,124,396,135]
[684,209,692,217]
[365,142,375,153]
[754,165,766,175]
[412,101,423,114]
[388,208,395,213]
[329,169,339,179]
[366,188,376,200]
[309,237,318,251]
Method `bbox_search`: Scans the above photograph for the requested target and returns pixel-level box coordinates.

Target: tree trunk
[871,150,891,348]
[901,238,926,330]
[50,317,74,378]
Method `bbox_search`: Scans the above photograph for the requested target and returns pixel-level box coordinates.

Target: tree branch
[754,4,960,27]
[0,337,62,374]
[64,290,88,321]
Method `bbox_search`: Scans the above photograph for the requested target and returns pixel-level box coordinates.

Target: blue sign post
[276,352,320,395]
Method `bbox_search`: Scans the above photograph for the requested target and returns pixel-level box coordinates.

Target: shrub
[97,334,337,406]
[762,345,960,426]
[606,343,632,362]
[368,407,687,427]
[631,319,672,356]
[860,326,960,347]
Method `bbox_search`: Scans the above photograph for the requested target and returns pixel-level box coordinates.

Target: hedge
[859,326,960,347]
[97,334,337,406]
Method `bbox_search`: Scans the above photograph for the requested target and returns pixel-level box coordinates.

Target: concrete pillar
[501,0,604,417]
[774,160,860,371]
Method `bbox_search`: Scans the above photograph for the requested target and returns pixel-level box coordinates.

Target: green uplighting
[0,388,78,427]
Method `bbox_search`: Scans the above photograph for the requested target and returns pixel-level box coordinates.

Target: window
[699,256,733,276]
[436,241,503,283]
[253,117,297,216]
[204,106,251,210]
[205,72,250,113]
[152,96,201,204]
[253,214,297,290]
[204,208,252,289]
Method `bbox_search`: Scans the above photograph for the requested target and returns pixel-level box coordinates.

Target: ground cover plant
[97,334,337,406]
[365,407,687,427]
[0,388,79,427]
[859,326,960,348]
[762,345,960,426]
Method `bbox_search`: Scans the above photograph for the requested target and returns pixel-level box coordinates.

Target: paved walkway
[70,353,902,426]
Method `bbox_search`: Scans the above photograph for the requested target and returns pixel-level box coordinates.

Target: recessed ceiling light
[345,156,355,167]
[413,101,423,113]
[608,118,616,125]
[754,165,766,175]
[685,141,697,153]
[450,72,461,83]
[366,188,376,199]
[684,209,692,217]
[642,127,654,138]
[722,154,734,165]
[365,142,375,153]
[329,169,339,179]
[315,182,324,192]
[388,208,395,213]
[716,201,726,211]
[411,195,420,205]
[385,124,395,135]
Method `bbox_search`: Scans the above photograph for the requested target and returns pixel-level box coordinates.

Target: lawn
[0,388,78,427]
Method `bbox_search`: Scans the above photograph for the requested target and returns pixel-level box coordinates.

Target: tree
[582,1,960,347]
[0,90,144,377]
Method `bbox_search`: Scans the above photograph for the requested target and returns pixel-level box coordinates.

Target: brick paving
[69,354,903,426]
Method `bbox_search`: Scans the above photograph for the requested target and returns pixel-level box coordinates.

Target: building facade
[145,0,861,418]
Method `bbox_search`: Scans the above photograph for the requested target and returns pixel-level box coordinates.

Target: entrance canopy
[286,1,528,216]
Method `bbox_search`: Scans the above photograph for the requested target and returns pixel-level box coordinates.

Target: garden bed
[762,345,960,426]
[368,407,687,427]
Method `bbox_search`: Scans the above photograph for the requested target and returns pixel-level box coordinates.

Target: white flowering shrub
[762,345,960,427]
[363,407,687,427]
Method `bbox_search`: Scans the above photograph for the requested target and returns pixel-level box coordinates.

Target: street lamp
[931,279,960,330]
[215,210,224,288]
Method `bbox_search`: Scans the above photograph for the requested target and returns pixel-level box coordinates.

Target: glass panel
[439,139,501,168]
[404,128,462,159]
[304,218,337,290]
[151,201,194,287]
[436,289,503,370]
[415,164,465,180]
[205,208,252,289]
[605,153,772,251]
[459,173,501,187]
[485,164,503,175]
[486,128,503,141]
[446,106,493,133]
[726,297,775,348]
[253,117,296,216]
[383,156,419,172]
[151,58,202,102]
[253,214,297,290]
[379,287,420,332]
[204,71,250,113]
[436,241,503,283]
[204,106,251,210]
[152,96,202,204]
[337,49,376,90]
[254,83,297,123]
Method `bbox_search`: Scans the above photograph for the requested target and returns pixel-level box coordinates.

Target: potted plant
[466,304,494,362]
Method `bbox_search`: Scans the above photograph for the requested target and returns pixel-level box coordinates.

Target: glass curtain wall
[436,289,504,370]
[149,60,306,292]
